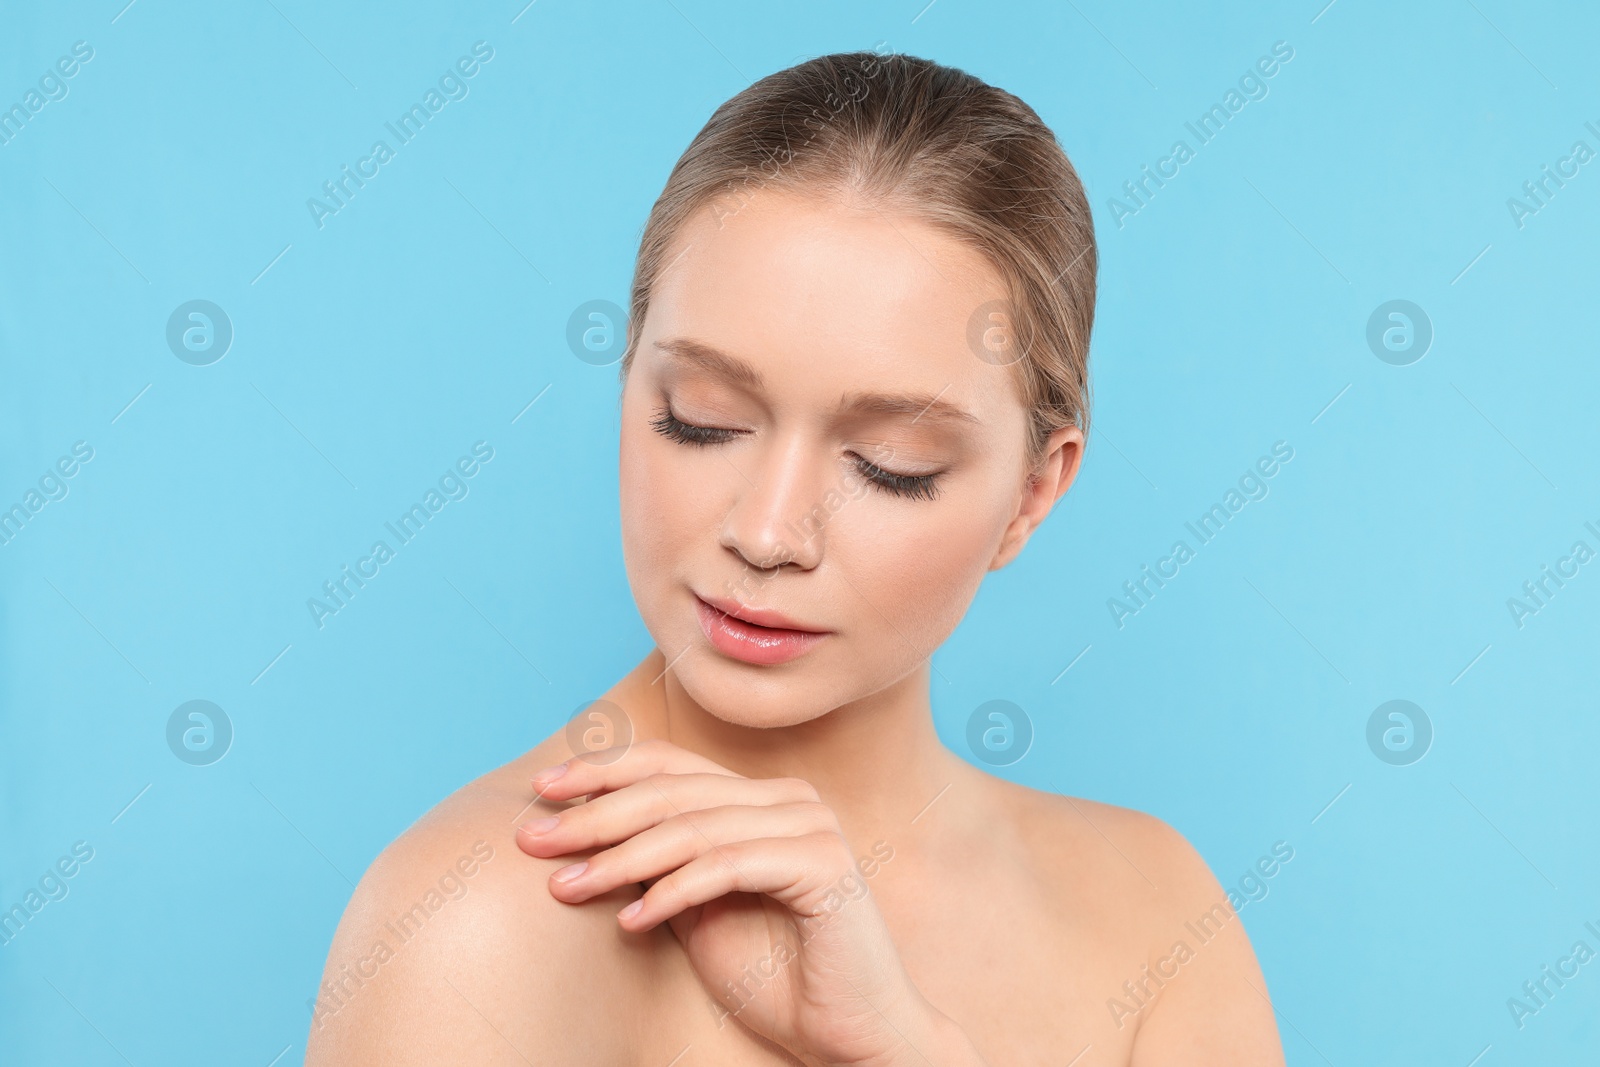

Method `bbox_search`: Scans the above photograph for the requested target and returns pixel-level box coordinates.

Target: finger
[544,802,838,902]
[616,832,859,932]
[518,773,823,857]
[530,738,739,802]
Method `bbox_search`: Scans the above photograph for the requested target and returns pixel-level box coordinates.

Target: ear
[988,424,1085,571]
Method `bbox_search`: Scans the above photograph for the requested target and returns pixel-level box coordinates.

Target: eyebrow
[653,337,980,427]
[654,337,765,390]
[838,389,980,426]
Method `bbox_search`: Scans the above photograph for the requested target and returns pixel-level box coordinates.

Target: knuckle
[775,776,821,803]
[708,838,751,874]
[712,843,759,890]
[661,810,703,841]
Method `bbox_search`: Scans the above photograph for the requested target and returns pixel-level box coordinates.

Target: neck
[625,649,963,840]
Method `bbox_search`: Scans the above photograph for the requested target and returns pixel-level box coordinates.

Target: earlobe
[986,479,1048,572]
[987,515,1031,571]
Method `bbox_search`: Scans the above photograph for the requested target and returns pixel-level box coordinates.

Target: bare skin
[306,188,1285,1065]
[305,655,1282,1065]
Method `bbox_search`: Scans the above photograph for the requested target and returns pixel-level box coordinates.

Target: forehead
[642,188,1020,412]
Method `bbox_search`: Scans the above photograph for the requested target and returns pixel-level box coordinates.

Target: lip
[694,593,829,666]
[696,592,826,633]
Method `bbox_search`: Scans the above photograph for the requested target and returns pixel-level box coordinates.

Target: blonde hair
[621,49,1097,464]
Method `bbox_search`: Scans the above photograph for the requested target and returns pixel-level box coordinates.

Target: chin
[671,649,846,729]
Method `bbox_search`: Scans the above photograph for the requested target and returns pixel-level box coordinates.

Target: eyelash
[649,406,942,501]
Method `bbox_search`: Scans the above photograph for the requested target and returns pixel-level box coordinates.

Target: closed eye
[850,455,941,500]
[651,405,943,500]
[650,406,741,445]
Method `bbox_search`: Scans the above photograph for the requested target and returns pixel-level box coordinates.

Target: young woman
[307,51,1285,1065]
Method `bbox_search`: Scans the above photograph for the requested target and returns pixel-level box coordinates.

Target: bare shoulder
[992,779,1284,1063]
[984,777,1213,907]
[304,734,652,1066]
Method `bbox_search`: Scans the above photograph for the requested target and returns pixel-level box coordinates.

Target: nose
[718,432,829,572]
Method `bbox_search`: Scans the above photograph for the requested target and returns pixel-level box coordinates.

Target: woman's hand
[515,738,987,1067]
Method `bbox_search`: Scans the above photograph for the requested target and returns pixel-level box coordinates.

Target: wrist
[873,999,989,1067]
[920,1009,989,1066]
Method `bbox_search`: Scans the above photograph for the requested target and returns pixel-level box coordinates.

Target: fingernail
[618,899,643,921]
[521,816,559,835]
[551,861,587,883]
[531,762,569,786]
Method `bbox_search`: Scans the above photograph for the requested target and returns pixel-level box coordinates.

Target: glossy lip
[693,593,830,666]
[696,592,827,633]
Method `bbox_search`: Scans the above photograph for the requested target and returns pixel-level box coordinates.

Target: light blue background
[2,0,1596,1063]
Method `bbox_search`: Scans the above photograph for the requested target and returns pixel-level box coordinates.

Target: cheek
[618,420,725,625]
[837,485,1010,651]
[620,422,681,582]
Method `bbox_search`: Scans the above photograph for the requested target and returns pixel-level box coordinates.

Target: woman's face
[619,188,1079,728]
